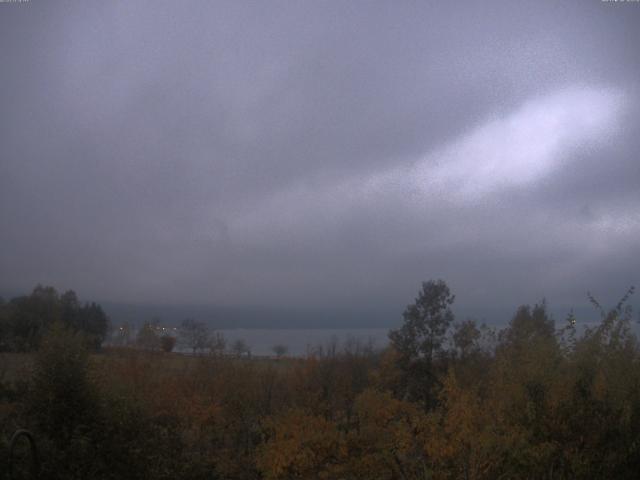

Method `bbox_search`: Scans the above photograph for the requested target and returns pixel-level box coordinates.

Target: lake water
[215,328,390,356]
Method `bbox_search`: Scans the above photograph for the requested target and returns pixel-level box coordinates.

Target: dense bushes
[3,326,197,480]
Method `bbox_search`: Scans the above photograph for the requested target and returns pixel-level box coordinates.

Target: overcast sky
[1,1,639,321]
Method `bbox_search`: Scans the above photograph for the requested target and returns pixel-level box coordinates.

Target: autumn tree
[257,409,343,480]
[346,389,428,479]
[555,287,640,478]
[425,371,513,480]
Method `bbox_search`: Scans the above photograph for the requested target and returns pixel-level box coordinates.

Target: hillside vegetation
[1,281,639,479]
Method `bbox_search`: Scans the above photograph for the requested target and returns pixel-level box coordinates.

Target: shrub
[160,335,177,353]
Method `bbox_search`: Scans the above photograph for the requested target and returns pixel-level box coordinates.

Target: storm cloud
[1,0,639,321]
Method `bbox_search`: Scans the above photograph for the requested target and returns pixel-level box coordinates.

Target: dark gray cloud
[1,0,639,321]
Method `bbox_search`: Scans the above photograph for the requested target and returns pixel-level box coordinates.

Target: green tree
[388,279,455,407]
[76,302,109,349]
[8,285,62,350]
[60,290,109,349]
[389,280,455,364]
[452,319,482,359]
[29,323,98,440]
[27,323,103,479]
[498,301,555,349]
[60,289,81,329]
[1,286,109,351]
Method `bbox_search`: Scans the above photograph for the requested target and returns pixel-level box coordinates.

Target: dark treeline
[1,280,639,479]
[0,285,109,352]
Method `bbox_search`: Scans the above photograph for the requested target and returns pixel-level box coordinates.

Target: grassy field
[1,348,298,379]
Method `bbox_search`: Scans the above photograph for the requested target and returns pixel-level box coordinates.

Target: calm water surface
[216,328,390,356]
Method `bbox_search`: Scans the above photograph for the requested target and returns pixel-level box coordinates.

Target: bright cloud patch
[229,86,624,245]
[411,86,623,199]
